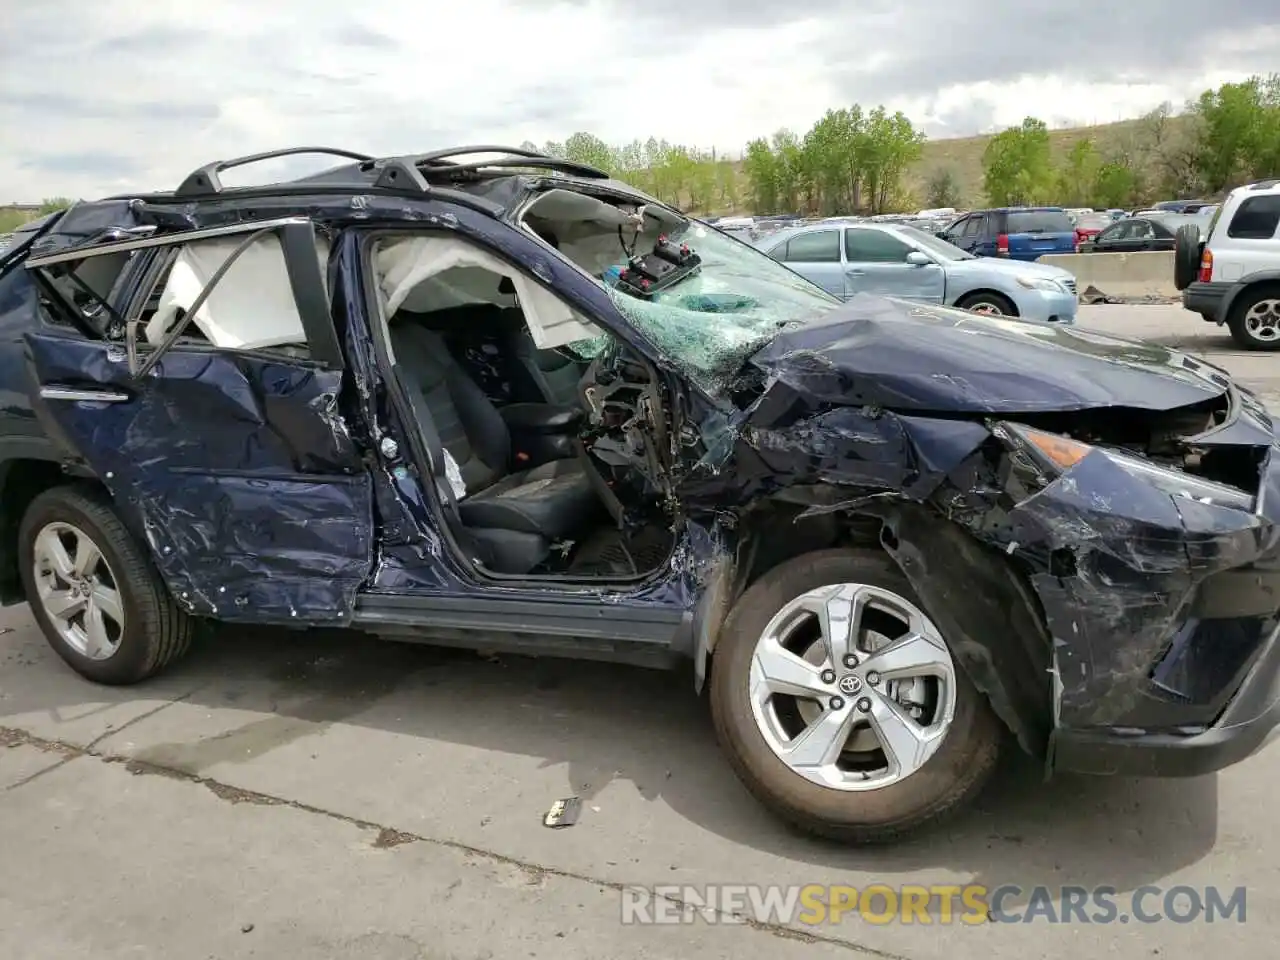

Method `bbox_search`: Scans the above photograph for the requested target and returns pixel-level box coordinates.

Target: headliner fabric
[376,234,601,349]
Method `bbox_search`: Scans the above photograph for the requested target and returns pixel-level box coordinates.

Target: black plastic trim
[1182,281,1231,322]
[352,593,690,668]
[279,221,344,369]
[175,147,374,198]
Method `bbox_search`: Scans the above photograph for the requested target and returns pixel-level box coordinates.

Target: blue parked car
[758,220,1079,322]
[937,206,1077,261]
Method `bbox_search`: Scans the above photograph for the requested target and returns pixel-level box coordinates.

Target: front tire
[956,291,1017,316]
[710,548,1002,843]
[19,486,193,685]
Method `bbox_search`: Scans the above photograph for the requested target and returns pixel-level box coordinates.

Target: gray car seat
[390,321,601,573]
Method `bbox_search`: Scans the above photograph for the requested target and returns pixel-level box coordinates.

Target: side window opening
[33,251,136,337]
[844,229,913,263]
[782,230,840,263]
[1226,196,1280,241]
[131,234,327,359]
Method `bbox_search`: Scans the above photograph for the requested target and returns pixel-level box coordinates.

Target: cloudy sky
[1,0,1277,201]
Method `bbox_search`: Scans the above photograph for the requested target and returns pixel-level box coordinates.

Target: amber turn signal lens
[1021,429,1091,469]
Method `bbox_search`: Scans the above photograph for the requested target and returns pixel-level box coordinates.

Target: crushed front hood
[748,294,1231,413]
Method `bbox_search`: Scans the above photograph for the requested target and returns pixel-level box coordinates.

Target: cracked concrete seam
[0,724,913,959]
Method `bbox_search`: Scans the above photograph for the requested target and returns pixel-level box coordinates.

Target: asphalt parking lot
[1,303,1275,960]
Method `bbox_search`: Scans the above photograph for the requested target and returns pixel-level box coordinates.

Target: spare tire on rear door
[1173,225,1202,291]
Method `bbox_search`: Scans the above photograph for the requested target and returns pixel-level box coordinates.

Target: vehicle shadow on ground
[2,621,1221,900]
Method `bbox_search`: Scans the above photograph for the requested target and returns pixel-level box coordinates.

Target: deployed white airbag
[145,235,326,350]
[376,235,601,349]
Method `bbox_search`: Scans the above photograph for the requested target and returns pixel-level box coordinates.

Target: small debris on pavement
[543,797,582,828]
[240,923,254,934]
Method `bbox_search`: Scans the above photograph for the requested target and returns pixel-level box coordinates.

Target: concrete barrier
[1038,251,1177,299]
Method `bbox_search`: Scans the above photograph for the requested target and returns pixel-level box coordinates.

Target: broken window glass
[601,224,841,394]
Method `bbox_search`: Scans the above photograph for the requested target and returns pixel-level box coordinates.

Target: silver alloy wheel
[32,522,125,661]
[1243,299,1280,343]
[748,583,957,792]
[968,301,1003,315]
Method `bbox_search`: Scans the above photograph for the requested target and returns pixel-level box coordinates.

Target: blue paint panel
[24,332,374,623]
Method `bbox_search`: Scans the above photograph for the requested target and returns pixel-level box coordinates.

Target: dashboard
[578,346,670,501]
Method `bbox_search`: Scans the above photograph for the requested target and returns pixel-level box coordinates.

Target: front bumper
[1015,286,1078,324]
[1182,281,1232,322]
[1052,618,1280,776]
[1001,396,1280,777]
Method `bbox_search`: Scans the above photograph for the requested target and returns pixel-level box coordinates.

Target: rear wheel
[18,486,193,684]
[956,291,1016,317]
[1226,285,1280,351]
[710,549,1002,843]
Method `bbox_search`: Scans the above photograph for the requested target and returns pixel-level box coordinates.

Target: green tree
[1093,160,1140,208]
[1055,139,1101,206]
[860,107,925,213]
[743,137,781,213]
[715,159,739,209]
[561,132,617,174]
[982,117,1053,205]
[39,197,73,214]
[924,167,962,208]
[1190,75,1280,191]
[770,129,808,213]
[801,106,865,214]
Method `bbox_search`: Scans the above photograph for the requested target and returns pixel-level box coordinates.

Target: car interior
[370,191,691,580]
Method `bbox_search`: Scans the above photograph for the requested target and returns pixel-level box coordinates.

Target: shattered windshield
[596,223,841,394]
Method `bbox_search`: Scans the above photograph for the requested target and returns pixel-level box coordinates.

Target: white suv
[1177,179,1280,349]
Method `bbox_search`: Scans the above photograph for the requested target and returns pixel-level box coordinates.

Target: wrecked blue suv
[3,145,1280,844]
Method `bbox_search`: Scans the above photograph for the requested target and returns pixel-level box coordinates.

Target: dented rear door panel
[24,333,375,624]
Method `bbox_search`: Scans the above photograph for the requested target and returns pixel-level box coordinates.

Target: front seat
[390,321,601,574]
[509,327,589,407]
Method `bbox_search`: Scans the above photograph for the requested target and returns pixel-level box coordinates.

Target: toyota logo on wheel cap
[837,675,861,695]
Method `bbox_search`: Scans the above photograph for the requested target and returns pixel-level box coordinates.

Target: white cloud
[0,0,1276,200]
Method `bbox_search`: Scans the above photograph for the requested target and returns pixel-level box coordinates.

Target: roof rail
[175,147,374,198]
[367,144,611,184]
[1249,179,1279,191]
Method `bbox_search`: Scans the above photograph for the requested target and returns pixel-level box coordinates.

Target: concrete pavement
[1,302,1277,959]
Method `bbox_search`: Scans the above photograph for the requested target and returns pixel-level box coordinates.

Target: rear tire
[710,548,1002,844]
[18,486,193,685]
[956,291,1017,317]
[1227,284,1280,351]
[1173,225,1201,291]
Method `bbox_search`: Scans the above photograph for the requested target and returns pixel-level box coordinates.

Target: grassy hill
[903,115,1193,208]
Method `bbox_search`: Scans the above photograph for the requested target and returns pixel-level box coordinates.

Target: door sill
[352,592,692,668]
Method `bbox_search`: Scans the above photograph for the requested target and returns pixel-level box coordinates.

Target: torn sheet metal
[999,445,1280,731]
[23,332,374,623]
[747,294,1232,413]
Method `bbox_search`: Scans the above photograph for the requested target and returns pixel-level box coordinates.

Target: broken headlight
[1001,424,1254,511]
